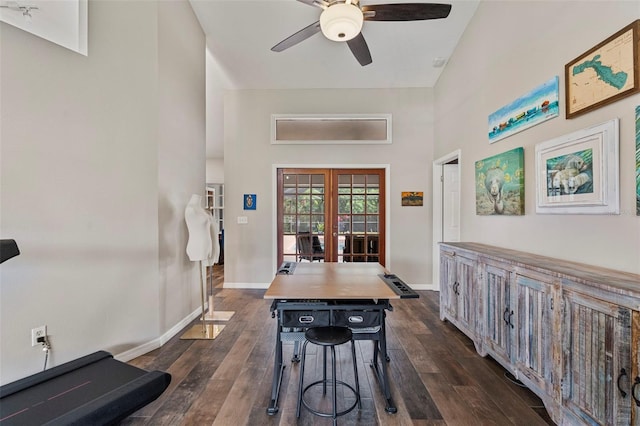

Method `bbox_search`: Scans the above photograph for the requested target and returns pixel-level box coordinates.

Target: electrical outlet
[31,325,47,347]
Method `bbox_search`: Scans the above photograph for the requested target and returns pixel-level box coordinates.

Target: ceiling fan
[271,0,452,66]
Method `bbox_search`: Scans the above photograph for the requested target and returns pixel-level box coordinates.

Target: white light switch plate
[237,216,248,224]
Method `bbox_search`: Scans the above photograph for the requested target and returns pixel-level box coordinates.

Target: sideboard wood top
[440,242,640,297]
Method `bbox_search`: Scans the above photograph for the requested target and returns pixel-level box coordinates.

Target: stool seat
[305,326,352,346]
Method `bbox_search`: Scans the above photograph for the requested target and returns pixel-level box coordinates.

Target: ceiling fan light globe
[320,3,363,42]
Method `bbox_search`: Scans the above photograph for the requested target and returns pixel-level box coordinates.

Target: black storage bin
[282,310,331,327]
[333,310,381,328]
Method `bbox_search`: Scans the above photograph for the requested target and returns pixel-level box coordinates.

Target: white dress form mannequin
[181,194,233,340]
[182,194,224,339]
[202,203,233,321]
[185,194,213,262]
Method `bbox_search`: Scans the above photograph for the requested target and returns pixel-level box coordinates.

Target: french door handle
[333,232,338,237]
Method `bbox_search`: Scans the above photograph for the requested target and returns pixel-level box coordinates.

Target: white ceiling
[189,0,480,156]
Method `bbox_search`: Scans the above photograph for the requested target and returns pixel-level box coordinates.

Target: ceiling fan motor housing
[320,3,364,42]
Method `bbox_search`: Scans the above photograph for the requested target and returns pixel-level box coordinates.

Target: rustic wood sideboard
[439,242,640,426]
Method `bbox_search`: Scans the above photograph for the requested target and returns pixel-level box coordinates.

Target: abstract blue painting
[489,76,559,143]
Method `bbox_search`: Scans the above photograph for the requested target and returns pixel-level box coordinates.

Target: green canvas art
[475,147,525,215]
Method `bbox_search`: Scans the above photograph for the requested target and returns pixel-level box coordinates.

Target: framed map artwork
[565,20,639,119]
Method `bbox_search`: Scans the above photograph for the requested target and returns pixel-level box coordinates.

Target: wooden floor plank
[123,266,555,425]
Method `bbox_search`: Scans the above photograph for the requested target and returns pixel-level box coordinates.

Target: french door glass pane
[312,174,324,192]
[297,175,310,190]
[366,194,379,214]
[352,195,365,213]
[311,195,324,213]
[283,215,295,233]
[283,195,296,214]
[312,214,324,233]
[297,216,310,233]
[280,171,326,263]
[338,195,351,215]
[366,215,379,233]
[338,172,382,263]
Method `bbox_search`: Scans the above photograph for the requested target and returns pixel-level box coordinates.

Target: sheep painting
[545,150,593,197]
[475,147,525,215]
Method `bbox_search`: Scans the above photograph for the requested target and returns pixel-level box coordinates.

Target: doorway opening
[432,150,461,289]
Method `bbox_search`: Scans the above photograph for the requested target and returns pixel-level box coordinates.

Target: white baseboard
[114,304,205,363]
[408,283,438,291]
[222,282,269,289]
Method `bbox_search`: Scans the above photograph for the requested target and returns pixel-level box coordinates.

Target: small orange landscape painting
[402,192,424,206]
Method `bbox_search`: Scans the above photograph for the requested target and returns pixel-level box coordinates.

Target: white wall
[157,1,206,334]
[0,0,205,384]
[434,1,640,274]
[206,157,224,183]
[223,88,435,287]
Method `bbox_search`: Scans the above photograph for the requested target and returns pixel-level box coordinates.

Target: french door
[277,168,385,266]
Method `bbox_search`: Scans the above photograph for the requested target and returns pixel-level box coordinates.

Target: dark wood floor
[122,265,555,425]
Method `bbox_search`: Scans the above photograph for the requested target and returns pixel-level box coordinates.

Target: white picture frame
[0,0,88,56]
[535,119,619,214]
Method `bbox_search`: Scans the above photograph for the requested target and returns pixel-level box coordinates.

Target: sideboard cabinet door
[440,249,457,322]
[439,248,478,341]
[483,261,514,369]
[514,271,559,404]
[561,289,632,425]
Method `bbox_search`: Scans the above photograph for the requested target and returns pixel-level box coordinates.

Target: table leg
[267,325,284,415]
[369,311,397,413]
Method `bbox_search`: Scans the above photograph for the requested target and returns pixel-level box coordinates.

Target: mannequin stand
[181,261,225,340]
[203,295,235,321]
[203,265,235,321]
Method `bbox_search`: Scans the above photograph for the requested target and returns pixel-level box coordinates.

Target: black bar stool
[296,326,361,425]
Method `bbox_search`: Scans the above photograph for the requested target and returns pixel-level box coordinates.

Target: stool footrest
[301,380,359,418]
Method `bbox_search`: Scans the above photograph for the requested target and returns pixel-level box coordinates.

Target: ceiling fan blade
[362,3,452,21]
[347,33,372,66]
[296,0,327,8]
[271,21,322,52]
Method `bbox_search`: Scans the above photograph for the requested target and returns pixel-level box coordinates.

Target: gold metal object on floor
[203,311,235,321]
[180,323,225,340]
[181,261,227,340]
[203,296,235,321]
